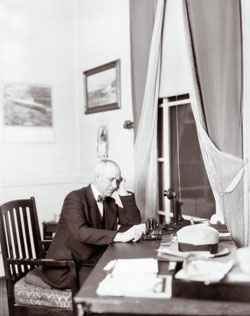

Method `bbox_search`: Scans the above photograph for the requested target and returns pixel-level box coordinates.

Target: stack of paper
[106,258,158,273]
[175,259,234,284]
[96,258,172,298]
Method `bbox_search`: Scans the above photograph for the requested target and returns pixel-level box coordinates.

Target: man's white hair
[93,159,121,177]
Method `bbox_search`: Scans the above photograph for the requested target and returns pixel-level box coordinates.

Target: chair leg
[73,301,78,316]
[8,303,15,316]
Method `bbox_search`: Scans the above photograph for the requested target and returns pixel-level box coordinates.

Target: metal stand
[163,188,190,232]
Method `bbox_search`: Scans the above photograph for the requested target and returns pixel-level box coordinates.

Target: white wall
[0,0,134,275]
[0,0,82,222]
[77,0,135,189]
[0,0,135,213]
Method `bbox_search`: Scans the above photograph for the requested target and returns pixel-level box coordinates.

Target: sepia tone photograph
[0,0,250,316]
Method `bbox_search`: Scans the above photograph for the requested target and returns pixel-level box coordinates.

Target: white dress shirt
[91,183,104,218]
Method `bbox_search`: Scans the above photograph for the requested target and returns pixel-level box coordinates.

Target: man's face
[95,164,121,197]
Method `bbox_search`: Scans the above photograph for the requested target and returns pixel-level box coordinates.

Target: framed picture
[2,81,54,142]
[2,81,53,127]
[83,59,121,114]
[97,121,108,159]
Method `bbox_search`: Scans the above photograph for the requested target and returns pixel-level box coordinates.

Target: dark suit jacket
[41,184,141,288]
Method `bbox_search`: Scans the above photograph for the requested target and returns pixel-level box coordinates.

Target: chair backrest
[0,197,43,285]
[0,197,76,316]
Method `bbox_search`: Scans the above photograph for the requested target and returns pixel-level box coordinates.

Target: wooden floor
[0,277,8,316]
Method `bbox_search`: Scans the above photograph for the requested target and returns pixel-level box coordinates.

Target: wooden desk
[74,238,250,316]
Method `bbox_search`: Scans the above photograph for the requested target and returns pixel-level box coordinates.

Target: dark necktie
[97,195,106,228]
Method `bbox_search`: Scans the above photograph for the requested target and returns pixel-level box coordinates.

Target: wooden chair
[0,197,78,316]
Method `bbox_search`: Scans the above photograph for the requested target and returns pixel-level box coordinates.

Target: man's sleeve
[117,193,141,225]
[62,192,117,246]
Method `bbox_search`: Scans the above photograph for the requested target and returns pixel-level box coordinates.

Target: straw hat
[177,224,219,254]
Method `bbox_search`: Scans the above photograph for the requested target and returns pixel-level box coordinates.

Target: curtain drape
[183,0,248,246]
[130,0,156,137]
[133,0,248,246]
[185,0,243,158]
[134,0,166,221]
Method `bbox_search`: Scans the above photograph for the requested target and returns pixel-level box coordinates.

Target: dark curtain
[185,0,243,158]
[130,0,156,137]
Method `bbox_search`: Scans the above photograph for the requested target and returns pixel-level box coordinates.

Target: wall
[77,0,135,190]
[0,0,135,218]
[0,0,134,275]
[0,0,82,276]
[0,0,81,222]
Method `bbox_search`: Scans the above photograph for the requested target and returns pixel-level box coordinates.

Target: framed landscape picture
[3,82,53,127]
[2,81,54,142]
[83,59,121,114]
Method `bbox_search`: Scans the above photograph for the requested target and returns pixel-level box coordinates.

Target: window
[157,94,215,222]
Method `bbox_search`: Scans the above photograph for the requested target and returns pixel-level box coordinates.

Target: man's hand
[116,177,130,196]
[113,224,146,243]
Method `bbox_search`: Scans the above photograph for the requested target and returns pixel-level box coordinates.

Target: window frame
[157,94,214,222]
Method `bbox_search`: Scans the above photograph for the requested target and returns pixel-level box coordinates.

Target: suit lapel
[85,184,117,230]
[85,185,103,228]
[104,197,117,230]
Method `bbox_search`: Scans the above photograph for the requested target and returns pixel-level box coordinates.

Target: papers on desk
[175,259,234,284]
[103,258,158,273]
[97,258,172,298]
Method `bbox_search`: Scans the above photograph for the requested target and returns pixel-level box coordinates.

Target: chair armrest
[40,240,53,257]
[8,258,78,297]
[7,258,75,268]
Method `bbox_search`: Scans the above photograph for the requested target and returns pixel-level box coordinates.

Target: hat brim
[157,244,230,262]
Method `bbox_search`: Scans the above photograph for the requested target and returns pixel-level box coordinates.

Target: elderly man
[41,159,144,289]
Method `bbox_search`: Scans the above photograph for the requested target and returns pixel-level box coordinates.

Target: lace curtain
[133,0,249,246]
[134,0,165,221]
[183,0,248,247]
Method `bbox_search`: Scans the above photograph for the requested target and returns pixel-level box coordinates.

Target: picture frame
[2,81,53,127]
[2,81,54,142]
[83,59,121,114]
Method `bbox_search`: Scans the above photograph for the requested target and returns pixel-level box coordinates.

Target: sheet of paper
[98,258,171,298]
[97,272,172,298]
[175,259,234,284]
[111,258,158,274]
